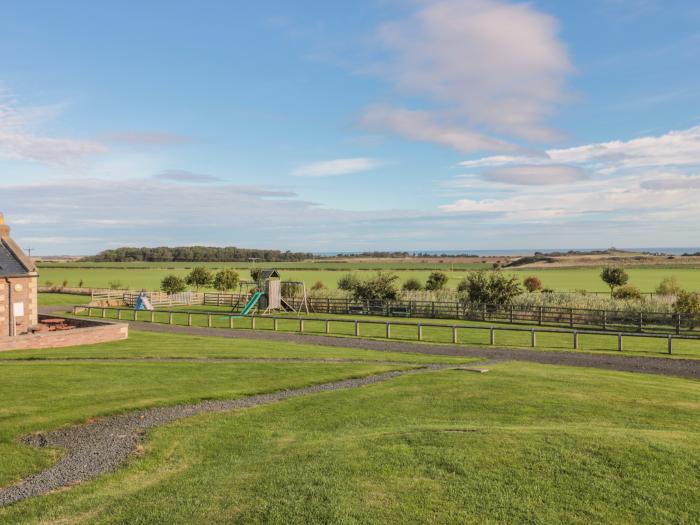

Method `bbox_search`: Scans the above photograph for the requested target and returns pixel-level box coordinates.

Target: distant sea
[315,248,700,257]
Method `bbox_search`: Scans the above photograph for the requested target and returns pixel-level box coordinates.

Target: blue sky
[1,0,700,254]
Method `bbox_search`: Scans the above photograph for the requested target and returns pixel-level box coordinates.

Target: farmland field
[0,330,697,523]
[38,264,700,293]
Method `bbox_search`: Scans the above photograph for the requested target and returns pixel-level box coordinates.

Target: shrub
[161,275,187,295]
[656,276,682,296]
[108,280,123,290]
[347,272,399,302]
[425,271,448,291]
[62,280,69,288]
[282,282,304,297]
[337,273,360,292]
[213,269,239,292]
[457,271,522,304]
[78,279,84,288]
[674,290,700,328]
[249,268,262,281]
[185,267,213,290]
[311,280,326,291]
[600,266,629,294]
[402,278,424,291]
[523,276,542,293]
[612,284,642,300]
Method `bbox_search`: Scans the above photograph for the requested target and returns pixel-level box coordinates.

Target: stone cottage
[0,214,38,336]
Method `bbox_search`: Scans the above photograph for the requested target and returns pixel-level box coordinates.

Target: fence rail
[73,305,700,355]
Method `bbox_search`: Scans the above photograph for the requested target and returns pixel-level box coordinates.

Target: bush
[600,266,629,294]
[311,280,326,291]
[62,280,69,288]
[674,290,700,328]
[523,276,542,293]
[213,269,239,292]
[402,278,423,291]
[282,282,304,298]
[425,271,448,291]
[161,275,187,295]
[108,280,123,290]
[185,267,213,290]
[656,276,682,296]
[457,271,522,304]
[611,284,642,300]
[337,273,360,292]
[249,268,262,281]
[346,272,399,302]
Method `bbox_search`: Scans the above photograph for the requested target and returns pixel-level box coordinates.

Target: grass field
[1,336,697,523]
[38,265,700,293]
[78,306,700,358]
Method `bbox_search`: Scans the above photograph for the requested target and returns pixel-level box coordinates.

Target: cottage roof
[259,268,280,280]
[0,214,37,277]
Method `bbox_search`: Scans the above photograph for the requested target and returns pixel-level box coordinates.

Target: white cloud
[293,157,380,177]
[0,93,105,165]
[101,132,193,145]
[363,0,573,152]
[483,164,587,185]
[154,170,222,183]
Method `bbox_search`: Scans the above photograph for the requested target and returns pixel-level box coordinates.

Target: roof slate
[0,239,31,276]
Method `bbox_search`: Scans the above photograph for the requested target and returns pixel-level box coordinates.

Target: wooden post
[602,310,607,330]
[531,328,536,347]
[150,311,155,323]
[354,321,360,337]
[134,310,139,321]
[230,316,234,329]
[251,317,256,330]
[168,312,173,325]
[118,310,122,320]
[273,318,278,331]
[569,308,574,328]
[538,306,543,325]
[386,322,391,339]
[573,331,579,350]
[452,326,458,344]
[88,307,93,317]
[618,333,623,352]
[208,314,212,328]
[638,312,643,332]
[325,320,330,334]
[667,335,673,355]
[417,323,423,341]
[188,313,192,326]
[510,305,514,323]
[299,319,304,333]
[102,308,106,318]
[489,327,495,345]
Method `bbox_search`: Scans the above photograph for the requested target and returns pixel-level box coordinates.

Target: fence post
[355,320,360,337]
[87,307,93,317]
[638,312,643,332]
[668,335,673,355]
[569,308,574,328]
[417,323,423,341]
[188,313,192,327]
[531,328,536,347]
[299,319,304,333]
[489,327,495,345]
[618,333,623,352]
[273,318,278,331]
[455,302,459,318]
[452,326,458,344]
[168,312,173,325]
[538,307,543,325]
[386,322,391,339]
[510,305,514,323]
[118,309,122,320]
[252,317,256,330]
[230,316,234,329]
[325,320,330,334]
[602,310,607,330]
[102,308,106,318]
[207,314,212,328]
[573,331,578,350]
[676,313,681,335]
[150,311,155,323]
[431,302,435,318]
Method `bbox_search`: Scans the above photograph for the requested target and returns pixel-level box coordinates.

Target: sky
[1,0,700,255]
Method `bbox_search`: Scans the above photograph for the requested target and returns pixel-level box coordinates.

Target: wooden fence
[73,305,699,355]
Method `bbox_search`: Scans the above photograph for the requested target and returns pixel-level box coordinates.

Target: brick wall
[0,318,128,352]
[0,276,38,336]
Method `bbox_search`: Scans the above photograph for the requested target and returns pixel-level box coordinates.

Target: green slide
[238,291,263,316]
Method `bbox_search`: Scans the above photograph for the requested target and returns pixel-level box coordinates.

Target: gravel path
[0,363,478,507]
[127,321,700,380]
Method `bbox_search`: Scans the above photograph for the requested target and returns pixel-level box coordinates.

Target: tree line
[84,246,314,263]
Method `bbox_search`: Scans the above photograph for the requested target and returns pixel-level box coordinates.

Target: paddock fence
[73,305,700,355]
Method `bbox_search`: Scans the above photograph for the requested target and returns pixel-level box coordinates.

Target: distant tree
[402,278,424,291]
[425,271,449,291]
[656,276,682,296]
[337,273,360,292]
[344,272,399,302]
[600,266,629,295]
[161,275,187,295]
[185,267,213,291]
[612,284,642,300]
[311,280,326,291]
[213,269,239,292]
[457,271,522,304]
[523,276,542,293]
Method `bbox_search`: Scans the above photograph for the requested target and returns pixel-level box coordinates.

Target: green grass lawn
[37,293,90,306]
[38,265,700,293]
[2,362,698,524]
[79,306,700,358]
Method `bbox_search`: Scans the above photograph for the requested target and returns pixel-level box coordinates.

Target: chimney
[0,213,9,238]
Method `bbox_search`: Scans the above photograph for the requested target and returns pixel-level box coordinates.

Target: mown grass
[79,306,700,358]
[37,293,90,306]
[38,266,700,292]
[0,355,416,489]
[2,362,698,524]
